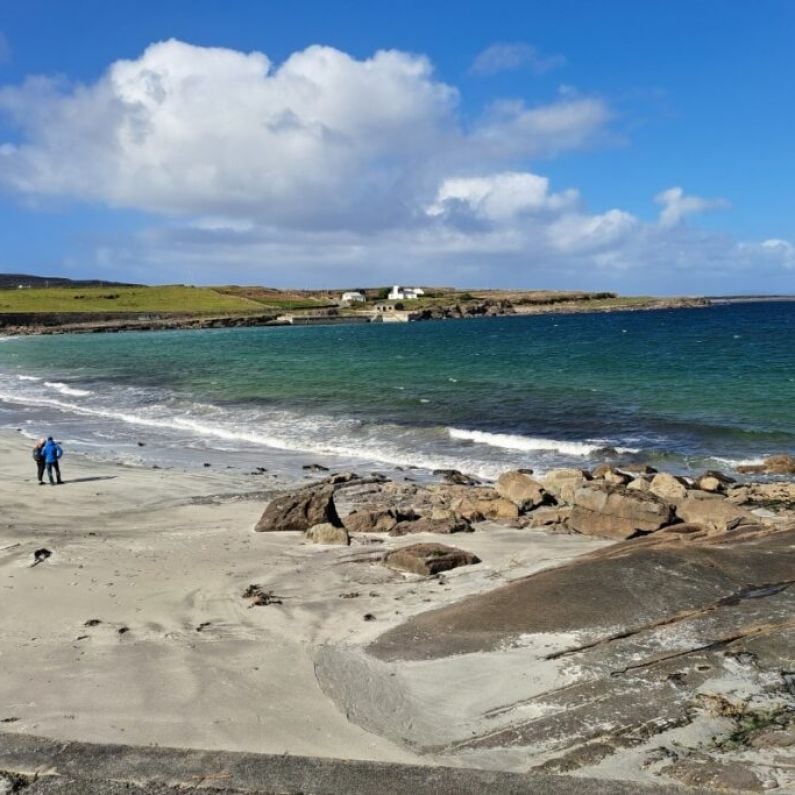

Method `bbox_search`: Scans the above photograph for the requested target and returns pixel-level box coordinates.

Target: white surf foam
[448,427,638,456]
[43,381,93,397]
[17,375,41,382]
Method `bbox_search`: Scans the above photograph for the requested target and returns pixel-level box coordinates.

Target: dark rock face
[384,543,481,576]
[569,483,673,539]
[255,486,341,532]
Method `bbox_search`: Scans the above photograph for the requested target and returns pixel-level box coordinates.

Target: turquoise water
[0,302,793,478]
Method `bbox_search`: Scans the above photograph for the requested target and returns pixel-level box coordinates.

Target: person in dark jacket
[41,436,63,485]
[32,438,46,485]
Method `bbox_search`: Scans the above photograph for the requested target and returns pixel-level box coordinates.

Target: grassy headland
[0,279,710,335]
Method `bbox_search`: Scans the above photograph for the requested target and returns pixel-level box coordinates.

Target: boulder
[342,508,399,534]
[384,543,480,576]
[649,472,689,503]
[306,523,350,545]
[433,469,480,486]
[255,486,341,532]
[569,483,673,539]
[695,470,735,493]
[675,492,757,533]
[495,471,552,510]
[737,453,795,475]
[591,465,632,486]
[542,469,591,504]
[449,492,520,522]
[626,477,652,493]
[390,516,472,536]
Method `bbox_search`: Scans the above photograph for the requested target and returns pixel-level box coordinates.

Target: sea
[0,301,793,482]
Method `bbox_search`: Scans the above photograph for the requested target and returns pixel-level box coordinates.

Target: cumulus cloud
[655,186,730,227]
[0,39,608,232]
[470,43,566,76]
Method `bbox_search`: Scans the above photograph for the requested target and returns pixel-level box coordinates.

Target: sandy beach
[0,433,611,767]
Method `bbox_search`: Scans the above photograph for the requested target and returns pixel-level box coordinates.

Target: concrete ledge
[0,731,698,794]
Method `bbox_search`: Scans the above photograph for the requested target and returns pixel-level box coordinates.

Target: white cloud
[470,43,565,76]
[473,96,612,159]
[0,39,608,232]
[547,209,638,253]
[427,172,579,222]
[0,40,791,293]
[655,186,729,227]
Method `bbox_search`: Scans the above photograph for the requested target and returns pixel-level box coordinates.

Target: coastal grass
[0,285,267,314]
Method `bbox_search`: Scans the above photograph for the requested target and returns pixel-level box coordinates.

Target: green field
[0,285,267,314]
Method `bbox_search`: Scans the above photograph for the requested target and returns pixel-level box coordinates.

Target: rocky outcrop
[255,485,341,532]
[384,543,480,576]
[569,483,673,539]
[361,523,795,788]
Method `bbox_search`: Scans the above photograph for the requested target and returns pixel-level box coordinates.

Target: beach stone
[495,471,552,511]
[384,543,480,576]
[649,472,689,503]
[390,516,472,536]
[306,523,350,545]
[342,508,398,534]
[569,483,673,539]
[675,492,757,533]
[255,486,341,532]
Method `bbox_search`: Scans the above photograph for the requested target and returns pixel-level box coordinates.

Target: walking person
[32,438,46,485]
[41,436,64,485]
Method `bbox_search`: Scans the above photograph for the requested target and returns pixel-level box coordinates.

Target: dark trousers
[36,460,46,482]
[46,461,62,484]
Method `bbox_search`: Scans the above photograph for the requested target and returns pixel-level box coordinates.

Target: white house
[388,285,425,301]
[340,291,366,304]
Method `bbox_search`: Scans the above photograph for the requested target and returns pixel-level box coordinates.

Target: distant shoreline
[0,295,713,336]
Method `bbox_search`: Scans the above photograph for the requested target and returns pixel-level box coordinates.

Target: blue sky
[0,0,793,293]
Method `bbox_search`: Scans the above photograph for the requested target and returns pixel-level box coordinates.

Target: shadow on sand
[61,476,118,485]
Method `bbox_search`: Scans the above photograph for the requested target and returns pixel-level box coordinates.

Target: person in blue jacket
[41,436,64,485]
